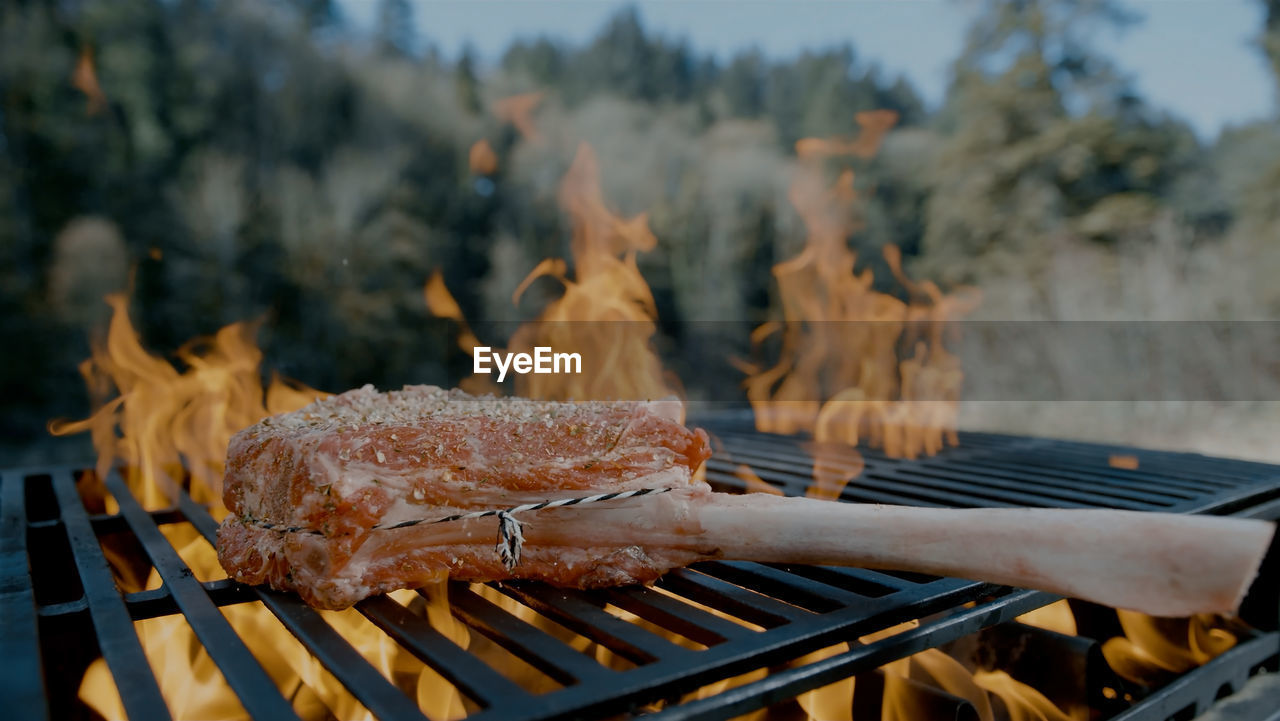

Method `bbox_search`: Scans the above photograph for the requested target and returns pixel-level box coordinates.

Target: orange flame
[493,91,545,143]
[469,139,498,175]
[881,648,995,721]
[795,110,900,160]
[426,142,672,402]
[425,269,484,354]
[1018,600,1237,706]
[1102,611,1237,686]
[745,112,979,463]
[801,440,865,501]
[972,671,1075,721]
[733,463,783,495]
[1016,600,1078,637]
[49,293,322,511]
[507,142,674,402]
[873,619,1081,721]
[423,270,504,396]
[1109,454,1140,470]
[1017,602,1238,687]
[793,643,856,721]
[53,296,489,720]
[72,45,107,116]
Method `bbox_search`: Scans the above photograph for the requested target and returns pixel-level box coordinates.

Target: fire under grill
[5,419,1280,721]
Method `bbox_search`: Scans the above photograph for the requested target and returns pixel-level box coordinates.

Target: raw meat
[216,385,712,609]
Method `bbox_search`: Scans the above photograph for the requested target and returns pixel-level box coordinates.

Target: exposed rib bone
[691,494,1275,618]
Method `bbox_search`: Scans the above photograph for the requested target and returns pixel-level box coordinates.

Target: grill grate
[4,421,1280,721]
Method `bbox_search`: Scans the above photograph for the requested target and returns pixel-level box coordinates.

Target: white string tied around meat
[495,510,524,570]
[250,486,674,571]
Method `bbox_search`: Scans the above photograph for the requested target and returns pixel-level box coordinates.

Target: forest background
[4,0,1280,464]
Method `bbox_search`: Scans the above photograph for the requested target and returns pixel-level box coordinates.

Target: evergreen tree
[721,51,766,117]
[501,37,564,87]
[921,0,1197,281]
[575,7,656,102]
[288,0,339,30]
[375,0,415,56]
[1263,0,1280,84]
[1227,0,1280,232]
[456,44,483,115]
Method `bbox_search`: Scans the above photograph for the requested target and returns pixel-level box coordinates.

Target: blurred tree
[721,50,767,117]
[456,44,483,115]
[286,0,340,31]
[571,7,658,103]
[1264,0,1280,82]
[762,47,924,150]
[650,39,697,103]
[1248,0,1280,223]
[375,0,416,56]
[921,0,1199,284]
[5,0,1277,463]
[501,37,565,87]
[1216,0,1280,313]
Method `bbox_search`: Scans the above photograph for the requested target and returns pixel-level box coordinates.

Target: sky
[339,0,1277,140]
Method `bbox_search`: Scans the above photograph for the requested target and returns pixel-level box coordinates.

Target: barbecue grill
[5,415,1280,721]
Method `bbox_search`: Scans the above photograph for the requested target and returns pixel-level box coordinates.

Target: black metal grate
[4,420,1280,721]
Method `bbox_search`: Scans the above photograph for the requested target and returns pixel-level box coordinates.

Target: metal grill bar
[448,584,615,686]
[119,577,256,620]
[253,594,428,720]
[0,471,50,721]
[100,469,302,720]
[705,457,948,507]
[646,589,1054,721]
[357,594,531,711]
[708,430,1280,516]
[891,465,1166,508]
[1108,633,1280,721]
[33,575,256,621]
[655,569,809,627]
[916,460,1196,505]
[606,585,755,645]
[956,455,1240,493]
[48,470,172,721]
[698,561,881,614]
[11,426,1280,721]
[459,577,1000,721]
[501,582,705,663]
[168,475,430,721]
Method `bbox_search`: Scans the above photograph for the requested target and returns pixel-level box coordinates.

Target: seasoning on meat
[216,385,713,609]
